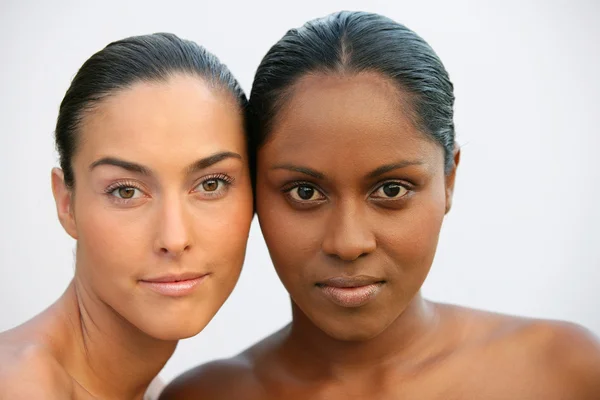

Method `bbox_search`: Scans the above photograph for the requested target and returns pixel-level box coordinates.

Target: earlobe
[51,168,78,240]
[445,144,461,214]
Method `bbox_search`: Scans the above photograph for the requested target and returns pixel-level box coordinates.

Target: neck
[285,293,445,378]
[55,279,176,399]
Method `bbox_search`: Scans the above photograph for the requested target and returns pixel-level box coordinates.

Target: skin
[0,74,254,399]
[161,72,600,400]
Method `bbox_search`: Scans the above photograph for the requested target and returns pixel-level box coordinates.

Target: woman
[162,11,600,399]
[0,33,253,399]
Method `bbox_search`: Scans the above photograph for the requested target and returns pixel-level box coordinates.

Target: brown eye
[371,182,408,199]
[288,185,326,202]
[202,179,219,192]
[119,188,135,198]
[194,177,231,199]
[110,186,142,199]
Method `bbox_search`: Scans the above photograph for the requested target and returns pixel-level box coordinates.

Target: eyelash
[369,180,413,199]
[280,180,413,205]
[281,180,324,194]
[196,173,235,187]
[104,181,140,193]
[192,173,235,199]
[282,180,319,192]
[104,180,147,204]
[103,173,235,204]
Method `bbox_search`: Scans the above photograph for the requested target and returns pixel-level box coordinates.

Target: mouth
[139,272,210,297]
[315,275,385,308]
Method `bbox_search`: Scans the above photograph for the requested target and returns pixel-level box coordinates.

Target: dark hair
[249,11,456,173]
[55,32,247,188]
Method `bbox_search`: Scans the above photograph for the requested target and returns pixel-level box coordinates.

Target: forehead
[261,72,442,167]
[76,74,244,166]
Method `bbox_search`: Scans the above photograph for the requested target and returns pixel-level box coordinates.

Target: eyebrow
[89,151,243,176]
[89,157,151,175]
[186,151,243,175]
[271,164,325,180]
[366,160,425,179]
[271,160,424,181]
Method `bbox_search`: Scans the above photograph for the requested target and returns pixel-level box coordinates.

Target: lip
[316,275,384,308]
[139,272,210,297]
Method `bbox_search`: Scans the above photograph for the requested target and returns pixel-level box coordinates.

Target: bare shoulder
[508,319,600,395]
[439,304,600,397]
[159,354,260,400]
[160,328,288,400]
[0,338,73,399]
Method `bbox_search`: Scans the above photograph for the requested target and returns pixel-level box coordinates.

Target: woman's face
[53,75,253,340]
[256,72,457,341]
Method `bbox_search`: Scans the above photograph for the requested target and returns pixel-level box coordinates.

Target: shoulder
[438,304,600,397]
[159,355,261,399]
[160,328,289,400]
[469,310,600,397]
[439,303,600,359]
[509,320,600,395]
[0,340,73,399]
[488,316,600,367]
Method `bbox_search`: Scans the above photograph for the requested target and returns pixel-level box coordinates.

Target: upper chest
[250,352,564,400]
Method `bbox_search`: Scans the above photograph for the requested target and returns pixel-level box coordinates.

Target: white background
[1,0,598,383]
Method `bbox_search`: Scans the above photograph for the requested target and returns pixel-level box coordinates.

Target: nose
[153,196,192,257]
[321,200,376,261]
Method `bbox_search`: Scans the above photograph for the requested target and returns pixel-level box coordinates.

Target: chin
[157,329,200,341]
[135,314,212,341]
[144,322,208,341]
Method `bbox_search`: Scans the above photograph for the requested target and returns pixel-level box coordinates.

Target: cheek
[74,199,150,280]
[199,192,254,268]
[257,190,315,274]
[257,205,336,305]
[379,187,447,280]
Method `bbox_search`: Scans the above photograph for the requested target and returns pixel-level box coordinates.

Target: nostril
[159,244,190,255]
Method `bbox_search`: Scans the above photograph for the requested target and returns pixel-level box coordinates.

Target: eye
[199,179,222,192]
[192,175,233,199]
[286,184,326,202]
[371,182,409,199]
[110,186,143,199]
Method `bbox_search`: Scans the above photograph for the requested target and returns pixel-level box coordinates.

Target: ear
[51,168,78,240]
[444,144,461,214]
